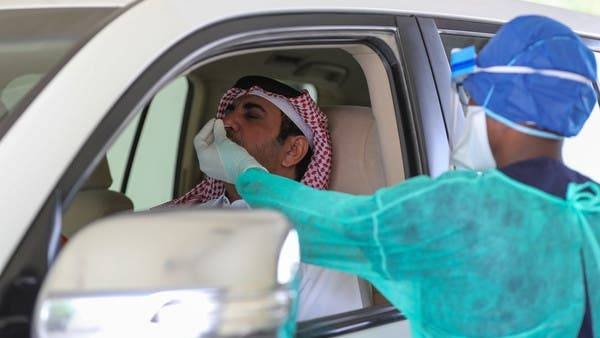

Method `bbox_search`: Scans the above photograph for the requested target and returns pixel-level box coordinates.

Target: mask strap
[473,66,594,87]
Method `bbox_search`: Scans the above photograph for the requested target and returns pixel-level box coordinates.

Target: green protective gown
[237,168,600,337]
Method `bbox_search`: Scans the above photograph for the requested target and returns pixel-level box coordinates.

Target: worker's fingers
[213,119,227,143]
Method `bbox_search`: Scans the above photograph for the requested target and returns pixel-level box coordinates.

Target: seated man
[169,75,363,320]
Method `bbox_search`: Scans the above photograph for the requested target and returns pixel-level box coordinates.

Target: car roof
[0,0,598,38]
[230,0,600,39]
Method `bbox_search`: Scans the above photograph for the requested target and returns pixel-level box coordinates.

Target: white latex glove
[194,118,266,183]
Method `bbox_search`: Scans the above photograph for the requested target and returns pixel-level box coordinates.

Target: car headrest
[323,105,386,195]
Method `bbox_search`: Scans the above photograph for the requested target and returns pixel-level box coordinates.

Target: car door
[0,5,445,336]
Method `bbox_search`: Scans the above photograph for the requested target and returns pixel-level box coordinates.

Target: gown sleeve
[237,168,469,280]
[237,168,589,337]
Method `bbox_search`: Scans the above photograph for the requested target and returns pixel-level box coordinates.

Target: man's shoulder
[194,194,251,209]
[194,194,227,209]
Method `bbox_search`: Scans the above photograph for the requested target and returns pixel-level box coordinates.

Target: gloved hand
[194,118,266,183]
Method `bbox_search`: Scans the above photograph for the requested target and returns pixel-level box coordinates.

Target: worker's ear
[281,135,309,168]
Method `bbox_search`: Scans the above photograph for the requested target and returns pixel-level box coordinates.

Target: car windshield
[0,7,118,129]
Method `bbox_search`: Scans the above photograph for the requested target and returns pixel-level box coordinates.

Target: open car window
[107,76,190,210]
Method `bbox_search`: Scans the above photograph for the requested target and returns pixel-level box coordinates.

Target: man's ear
[281,135,309,168]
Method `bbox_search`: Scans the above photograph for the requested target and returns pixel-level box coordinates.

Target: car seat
[62,156,133,237]
[325,105,386,195]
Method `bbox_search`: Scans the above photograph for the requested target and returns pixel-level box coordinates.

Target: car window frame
[111,76,194,207]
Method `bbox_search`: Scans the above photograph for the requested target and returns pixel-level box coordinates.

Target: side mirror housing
[33,209,300,337]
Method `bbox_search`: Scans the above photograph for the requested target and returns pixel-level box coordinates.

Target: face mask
[450,106,496,171]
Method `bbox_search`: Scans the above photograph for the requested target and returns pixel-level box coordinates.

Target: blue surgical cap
[463,15,598,137]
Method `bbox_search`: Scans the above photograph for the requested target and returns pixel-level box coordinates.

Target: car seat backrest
[324,105,386,195]
[62,157,133,237]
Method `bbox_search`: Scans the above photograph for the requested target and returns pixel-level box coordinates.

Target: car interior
[59,43,409,317]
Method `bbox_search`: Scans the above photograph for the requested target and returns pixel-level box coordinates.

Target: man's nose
[222,111,240,132]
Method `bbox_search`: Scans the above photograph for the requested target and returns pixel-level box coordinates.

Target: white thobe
[199,194,364,321]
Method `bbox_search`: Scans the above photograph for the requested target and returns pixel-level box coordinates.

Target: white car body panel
[0,0,598,36]
[0,0,134,9]
[0,0,599,285]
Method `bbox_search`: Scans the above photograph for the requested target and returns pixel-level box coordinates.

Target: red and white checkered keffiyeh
[169,85,332,205]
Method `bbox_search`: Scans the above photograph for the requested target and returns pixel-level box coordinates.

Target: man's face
[222,94,285,172]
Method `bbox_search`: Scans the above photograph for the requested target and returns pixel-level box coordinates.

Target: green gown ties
[237,168,600,338]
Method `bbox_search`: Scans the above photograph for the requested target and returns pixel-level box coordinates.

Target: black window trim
[120,103,150,193]
[297,304,405,337]
[173,77,195,199]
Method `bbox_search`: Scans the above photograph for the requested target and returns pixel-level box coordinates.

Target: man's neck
[495,135,563,168]
[224,183,241,202]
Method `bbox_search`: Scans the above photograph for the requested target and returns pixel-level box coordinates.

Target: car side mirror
[33,209,300,338]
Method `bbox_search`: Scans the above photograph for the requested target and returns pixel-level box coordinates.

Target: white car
[0,1,598,337]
